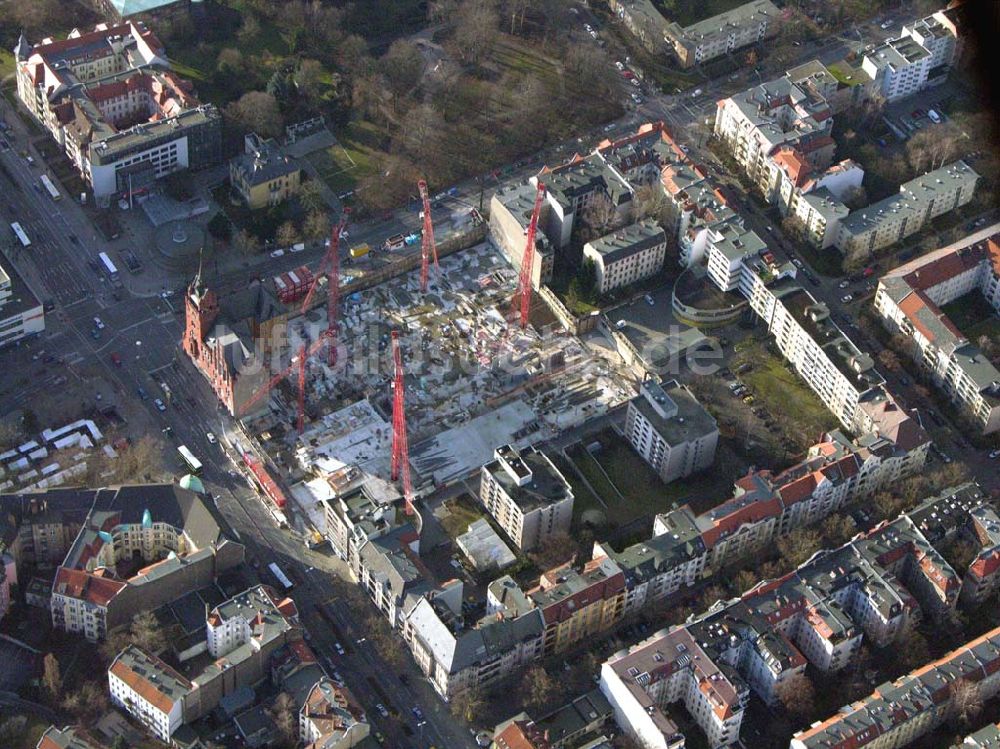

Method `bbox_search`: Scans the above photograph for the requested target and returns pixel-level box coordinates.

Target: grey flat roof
[0,259,42,321]
[630,379,717,447]
[587,220,665,264]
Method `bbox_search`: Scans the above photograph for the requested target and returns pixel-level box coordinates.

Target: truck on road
[349,243,370,259]
[384,234,405,251]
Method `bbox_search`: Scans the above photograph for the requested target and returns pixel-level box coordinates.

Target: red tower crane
[239,210,351,430]
[416,180,439,293]
[239,335,329,429]
[390,331,414,515]
[515,182,546,329]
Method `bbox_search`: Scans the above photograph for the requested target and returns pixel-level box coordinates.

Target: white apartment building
[479,445,574,552]
[625,379,718,484]
[0,260,44,349]
[902,12,959,74]
[601,626,747,749]
[749,282,883,429]
[665,0,780,68]
[109,645,189,741]
[713,76,835,197]
[874,225,1000,433]
[703,221,767,292]
[862,36,934,102]
[583,220,666,294]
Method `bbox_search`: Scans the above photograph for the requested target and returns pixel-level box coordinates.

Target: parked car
[206,432,217,444]
[137,386,148,400]
[270,249,285,258]
[154,398,166,412]
[841,294,853,303]
[110,352,122,367]
[990,450,1000,459]
[927,109,941,124]
[376,704,389,718]
[839,280,851,289]
[93,316,105,330]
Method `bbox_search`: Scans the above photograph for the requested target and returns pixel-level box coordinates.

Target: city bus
[39,174,60,201]
[177,445,203,475]
[10,222,30,248]
[268,562,294,591]
[97,251,122,287]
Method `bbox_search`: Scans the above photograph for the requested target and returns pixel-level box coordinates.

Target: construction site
[247,239,632,515]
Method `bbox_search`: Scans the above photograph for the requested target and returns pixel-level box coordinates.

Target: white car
[206,432,217,444]
[691,88,703,98]
[990,449,1000,459]
[154,398,166,412]
[880,20,893,29]
[841,294,853,304]
[376,703,389,717]
[270,249,285,258]
[93,316,105,330]
[615,61,625,70]
[839,280,850,289]
[792,258,803,268]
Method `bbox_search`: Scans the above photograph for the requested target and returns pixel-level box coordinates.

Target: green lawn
[438,496,486,538]
[731,342,839,444]
[309,121,385,193]
[0,49,14,79]
[563,433,735,529]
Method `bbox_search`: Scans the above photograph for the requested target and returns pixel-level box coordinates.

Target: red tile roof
[110,653,190,715]
[53,567,125,607]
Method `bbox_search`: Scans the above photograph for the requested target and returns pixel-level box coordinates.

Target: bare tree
[303,210,331,243]
[522,666,557,713]
[877,349,901,373]
[0,420,23,451]
[449,686,485,723]
[451,0,500,68]
[276,221,301,248]
[631,183,667,222]
[841,184,868,210]
[226,91,284,139]
[61,681,109,723]
[379,40,424,111]
[294,59,326,101]
[131,611,166,654]
[777,527,822,568]
[298,180,327,215]
[234,229,262,257]
[42,653,62,701]
[821,514,857,547]
[775,671,816,720]
[948,678,983,728]
[269,692,298,747]
[526,532,577,571]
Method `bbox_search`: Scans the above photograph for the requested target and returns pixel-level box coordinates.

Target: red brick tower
[182,274,219,362]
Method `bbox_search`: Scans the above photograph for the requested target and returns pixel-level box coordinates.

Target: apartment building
[479,445,574,552]
[0,259,44,349]
[607,0,671,53]
[601,625,747,749]
[600,420,931,611]
[13,24,221,201]
[406,581,544,700]
[964,723,1000,748]
[109,645,190,741]
[605,483,994,749]
[537,154,635,255]
[714,76,835,198]
[229,132,303,210]
[751,281,884,429]
[43,484,243,641]
[862,36,934,102]
[791,625,1000,749]
[321,476,402,564]
[874,225,1000,433]
[355,524,429,630]
[529,557,626,656]
[298,678,370,748]
[703,220,768,292]
[108,585,299,739]
[583,220,666,294]
[35,726,105,749]
[665,0,780,68]
[837,161,978,256]
[489,182,555,288]
[491,689,613,749]
[624,379,718,484]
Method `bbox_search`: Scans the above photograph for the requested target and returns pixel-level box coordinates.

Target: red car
[622,70,635,79]
[110,352,122,367]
